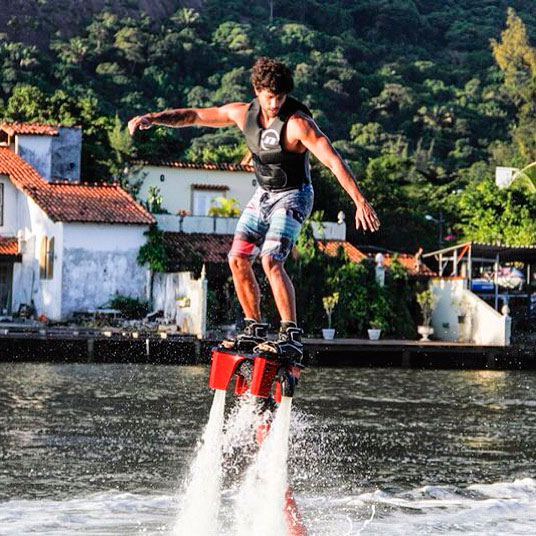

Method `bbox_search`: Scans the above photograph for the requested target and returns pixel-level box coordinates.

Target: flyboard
[209,345,308,536]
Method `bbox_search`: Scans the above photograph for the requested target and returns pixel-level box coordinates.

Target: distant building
[495,166,518,189]
[133,160,257,216]
[0,122,154,319]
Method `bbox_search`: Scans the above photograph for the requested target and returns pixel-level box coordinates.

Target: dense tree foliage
[1,1,536,250]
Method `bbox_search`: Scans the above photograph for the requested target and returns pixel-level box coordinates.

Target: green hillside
[1,0,536,250]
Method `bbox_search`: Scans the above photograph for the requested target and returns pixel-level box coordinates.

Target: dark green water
[1,363,536,535]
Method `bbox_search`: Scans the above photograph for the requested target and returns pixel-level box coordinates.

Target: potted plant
[367,319,384,341]
[416,289,438,341]
[322,292,339,340]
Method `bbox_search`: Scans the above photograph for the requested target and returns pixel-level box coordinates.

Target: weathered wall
[136,165,257,215]
[15,128,82,183]
[16,136,53,182]
[61,223,149,317]
[152,270,208,337]
[51,127,82,182]
[12,195,64,319]
[430,278,511,346]
[0,174,19,234]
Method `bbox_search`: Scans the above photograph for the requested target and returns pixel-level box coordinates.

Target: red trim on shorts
[229,238,257,257]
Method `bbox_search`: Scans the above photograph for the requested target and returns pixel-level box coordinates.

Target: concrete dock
[0,324,534,369]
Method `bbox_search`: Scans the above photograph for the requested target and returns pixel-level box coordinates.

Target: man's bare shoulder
[287,111,320,138]
[220,102,249,129]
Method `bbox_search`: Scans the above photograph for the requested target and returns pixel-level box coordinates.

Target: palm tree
[208,197,240,218]
[512,161,536,193]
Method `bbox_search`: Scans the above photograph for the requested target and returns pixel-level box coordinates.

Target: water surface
[1,363,535,534]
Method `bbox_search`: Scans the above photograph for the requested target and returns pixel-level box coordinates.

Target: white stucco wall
[0,174,19,234]
[136,166,257,215]
[152,270,208,337]
[61,223,149,317]
[12,195,64,320]
[16,136,54,182]
[430,278,511,346]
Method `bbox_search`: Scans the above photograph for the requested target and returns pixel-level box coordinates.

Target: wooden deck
[302,337,535,369]
[0,324,533,368]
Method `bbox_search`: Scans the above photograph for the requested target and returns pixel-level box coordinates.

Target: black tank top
[242,96,312,192]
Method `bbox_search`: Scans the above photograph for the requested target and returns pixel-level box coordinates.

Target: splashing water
[174,389,226,536]
[235,396,294,536]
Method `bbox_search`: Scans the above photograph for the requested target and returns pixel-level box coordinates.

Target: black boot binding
[254,321,303,360]
[221,318,269,353]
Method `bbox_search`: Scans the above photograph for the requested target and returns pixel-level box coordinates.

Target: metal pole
[87,338,94,362]
[468,244,472,290]
[439,209,444,248]
[494,254,500,310]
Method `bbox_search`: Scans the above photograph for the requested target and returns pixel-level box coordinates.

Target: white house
[0,122,155,320]
[133,160,257,215]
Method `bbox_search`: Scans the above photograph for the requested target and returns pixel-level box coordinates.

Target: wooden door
[0,262,13,314]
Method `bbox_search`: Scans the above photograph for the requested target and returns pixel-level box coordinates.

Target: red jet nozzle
[208,347,302,401]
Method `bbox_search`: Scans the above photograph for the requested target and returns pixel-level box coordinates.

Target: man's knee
[228,254,252,274]
[261,255,284,275]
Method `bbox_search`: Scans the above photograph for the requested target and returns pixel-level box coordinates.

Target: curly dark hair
[250,57,294,95]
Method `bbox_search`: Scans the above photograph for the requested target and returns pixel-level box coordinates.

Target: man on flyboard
[129,57,380,361]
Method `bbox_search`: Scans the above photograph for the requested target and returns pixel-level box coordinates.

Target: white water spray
[235,396,294,536]
[222,394,262,459]
[174,389,226,536]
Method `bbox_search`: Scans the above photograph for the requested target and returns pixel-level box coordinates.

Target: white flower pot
[322,328,335,340]
[368,328,381,340]
[417,325,434,341]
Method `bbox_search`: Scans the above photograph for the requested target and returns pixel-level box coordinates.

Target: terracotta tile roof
[0,236,18,256]
[318,240,435,276]
[374,253,436,276]
[0,122,59,136]
[134,160,254,173]
[164,232,233,268]
[317,240,367,263]
[0,148,154,225]
[191,183,229,191]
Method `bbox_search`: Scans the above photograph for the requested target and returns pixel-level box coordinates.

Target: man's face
[255,88,287,118]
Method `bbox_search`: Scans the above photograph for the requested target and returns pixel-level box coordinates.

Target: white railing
[155,214,346,240]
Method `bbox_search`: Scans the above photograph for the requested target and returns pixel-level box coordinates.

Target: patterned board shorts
[229,185,314,263]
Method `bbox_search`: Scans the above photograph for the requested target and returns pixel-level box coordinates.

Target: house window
[39,236,54,280]
[0,183,3,227]
[192,189,223,216]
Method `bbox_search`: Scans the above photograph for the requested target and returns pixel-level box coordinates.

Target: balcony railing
[155,214,346,240]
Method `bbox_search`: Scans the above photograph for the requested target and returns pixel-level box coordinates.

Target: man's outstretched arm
[292,115,380,232]
[128,103,246,135]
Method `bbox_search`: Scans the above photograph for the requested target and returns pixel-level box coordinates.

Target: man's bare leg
[228,255,261,320]
[256,256,303,358]
[261,256,296,323]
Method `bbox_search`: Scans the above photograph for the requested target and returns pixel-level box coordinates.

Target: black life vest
[243,96,312,192]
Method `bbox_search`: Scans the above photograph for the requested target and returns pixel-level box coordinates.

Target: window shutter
[39,236,47,279]
[46,237,54,279]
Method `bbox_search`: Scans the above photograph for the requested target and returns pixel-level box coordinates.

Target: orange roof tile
[318,240,435,276]
[317,240,367,263]
[0,122,59,136]
[134,160,254,173]
[191,183,229,191]
[0,148,154,225]
[379,253,436,276]
[164,232,233,268]
[0,236,18,256]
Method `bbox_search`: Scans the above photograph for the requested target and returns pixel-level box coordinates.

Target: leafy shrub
[108,294,149,319]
